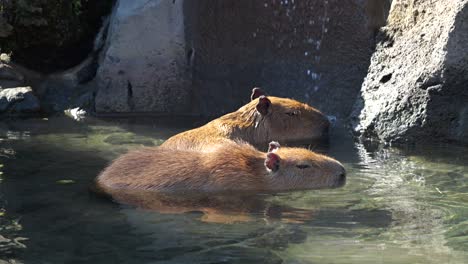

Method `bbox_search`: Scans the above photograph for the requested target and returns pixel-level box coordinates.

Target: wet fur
[96,141,344,194]
[161,96,329,151]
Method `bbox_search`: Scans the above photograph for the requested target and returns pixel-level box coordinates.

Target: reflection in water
[0,117,467,263]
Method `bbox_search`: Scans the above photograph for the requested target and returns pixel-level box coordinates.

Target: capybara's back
[161,88,330,150]
[96,141,345,195]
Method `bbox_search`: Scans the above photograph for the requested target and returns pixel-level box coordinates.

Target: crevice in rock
[186,48,194,66]
[127,80,135,110]
[380,73,392,83]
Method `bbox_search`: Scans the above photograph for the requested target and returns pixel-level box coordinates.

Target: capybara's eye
[296,164,310,169]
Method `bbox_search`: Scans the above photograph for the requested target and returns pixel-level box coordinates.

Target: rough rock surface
[95,0,389,117]
[0,63,24,89]
[351,0,468,144]
[95,0,191,114]
[0,87,40,114]
[185,0,387,117]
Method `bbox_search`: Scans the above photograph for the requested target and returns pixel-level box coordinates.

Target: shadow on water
[0,130,157,263]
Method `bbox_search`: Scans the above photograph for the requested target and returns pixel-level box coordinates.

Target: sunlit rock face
[351,0,468,144]
[95,0,192,113]
[95,0,387,117]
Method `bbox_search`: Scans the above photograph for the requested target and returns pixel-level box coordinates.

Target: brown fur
[161,95,329,151]
[95,141,344,223]
[96,141,345,194]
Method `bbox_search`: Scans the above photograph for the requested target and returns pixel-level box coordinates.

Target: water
[0,117,467,264]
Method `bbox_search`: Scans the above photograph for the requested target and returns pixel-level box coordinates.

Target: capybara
[96,141,346,194]
[161,88,329,150]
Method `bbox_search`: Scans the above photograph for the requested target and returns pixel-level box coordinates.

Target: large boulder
[351,0,468,144]
[0,87,40,114]
[95,0,191,114]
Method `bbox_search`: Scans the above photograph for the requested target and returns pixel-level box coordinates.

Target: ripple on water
[0,118,466,263]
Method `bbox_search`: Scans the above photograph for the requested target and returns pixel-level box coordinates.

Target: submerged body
[96,141,345,194]
[161,88,330,150]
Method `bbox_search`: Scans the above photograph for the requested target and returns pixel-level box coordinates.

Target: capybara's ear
[256,95,271,115]
[251,87,266,101]
[268,141,281,152]
[265,152,280,172]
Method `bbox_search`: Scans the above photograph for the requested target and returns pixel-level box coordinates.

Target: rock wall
[351,0,468,144]
[184,0,384,117]
[94,0,192,114]
[94,0,389,117]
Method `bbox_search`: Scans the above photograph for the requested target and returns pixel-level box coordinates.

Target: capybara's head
[264,141,346,190]
[249,88,329,142]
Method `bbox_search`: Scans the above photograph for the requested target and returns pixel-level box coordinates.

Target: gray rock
[0,64,24,82]
[94,0,389,117]
[36,18,109,114]
[351,0,468,144]
[185,0,389,117]
[95,0,191,113]
[0,87,40,114]
[0,53,11,63]
[0,62,38,90]
[64,107,87,121]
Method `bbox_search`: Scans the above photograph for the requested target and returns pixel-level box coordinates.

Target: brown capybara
[96,141,346,194]
[160,88,330,150]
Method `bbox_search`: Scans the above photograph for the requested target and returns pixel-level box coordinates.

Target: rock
[0,87,40,114]
[36,17,109,114]
[351,0,468,144]
[38,59,98,113]
[0,53,11,63]
[95,0,192,113]
[95,0,389,117]
[64,107,87,121]
[185,0,388,117]
[0,64,24,82]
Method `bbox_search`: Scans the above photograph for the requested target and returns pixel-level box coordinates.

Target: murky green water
[0,117,467,264]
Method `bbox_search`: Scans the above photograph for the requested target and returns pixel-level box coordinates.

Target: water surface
[0,117,467,263]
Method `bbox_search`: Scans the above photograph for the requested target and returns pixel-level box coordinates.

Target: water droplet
[304,51,309,56]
